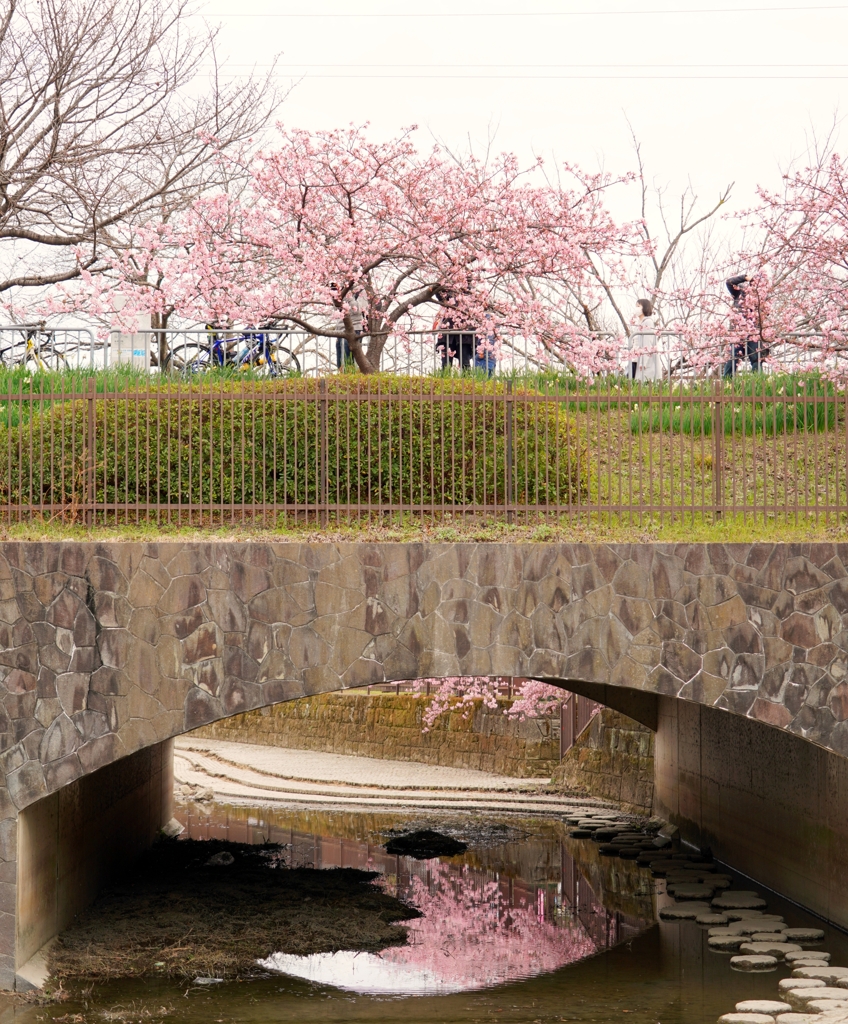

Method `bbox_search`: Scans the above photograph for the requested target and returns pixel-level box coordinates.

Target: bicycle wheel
[163,342,214,373]
[253,341,301,377]
[27,334,67,372]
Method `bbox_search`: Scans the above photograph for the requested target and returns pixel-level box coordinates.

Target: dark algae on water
[47,838,418,984]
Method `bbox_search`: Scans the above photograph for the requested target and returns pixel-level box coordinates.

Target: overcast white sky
[196,0,848,226]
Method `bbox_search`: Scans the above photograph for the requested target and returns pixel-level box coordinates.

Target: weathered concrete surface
[14,739,172,989]
[0,540,847,983]
[190,692,561,778]
[551,709,654,813]
[654,696,848,930]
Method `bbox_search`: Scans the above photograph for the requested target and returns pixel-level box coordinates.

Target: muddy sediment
[48,837,419,985]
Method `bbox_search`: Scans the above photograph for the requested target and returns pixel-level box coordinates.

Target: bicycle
[0,324,69,372]
[163,327,301,376]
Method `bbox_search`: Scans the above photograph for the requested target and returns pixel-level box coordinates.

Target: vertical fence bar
[85,376,96,526]
[319,378,328,528]
[713,377,724,521]
[506,379,514,524]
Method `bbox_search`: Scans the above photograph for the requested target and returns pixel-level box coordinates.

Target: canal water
[5,803,848,1024]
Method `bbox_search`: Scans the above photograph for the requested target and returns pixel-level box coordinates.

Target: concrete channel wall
[654,697,848,928]
[15,739,172,973]
[190,692,561,778]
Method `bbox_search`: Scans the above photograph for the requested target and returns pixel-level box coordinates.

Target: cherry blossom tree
[411,677,568,732]
[735,144,848,369]
[109,124,640,374]
[0,0,282,331]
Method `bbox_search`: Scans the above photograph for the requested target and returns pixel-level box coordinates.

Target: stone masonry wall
[550,709,654,814]
[190,692,561,778]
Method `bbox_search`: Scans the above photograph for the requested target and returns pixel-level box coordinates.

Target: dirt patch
[380,819,531,849]
[383,829,467,858]
[47,837,419,985]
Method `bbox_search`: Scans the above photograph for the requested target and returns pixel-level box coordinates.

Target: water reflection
[261,951,465,996]
[184,806,651,995]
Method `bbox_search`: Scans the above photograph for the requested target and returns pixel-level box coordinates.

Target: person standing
[473,313,498,378]
[434,288,476,371]
[723,274,766,376]
[335,287,366,370]
[629,299,661,381]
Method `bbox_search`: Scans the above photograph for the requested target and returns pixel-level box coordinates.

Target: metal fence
[0,325,100,370]
[559,693,602,759]
[2,322,844,378]
[0,374,846,527]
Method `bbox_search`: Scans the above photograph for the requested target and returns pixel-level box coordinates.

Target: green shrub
[0,376,585,513]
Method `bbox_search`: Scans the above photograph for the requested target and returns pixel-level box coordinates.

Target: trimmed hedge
[0,376,585,512]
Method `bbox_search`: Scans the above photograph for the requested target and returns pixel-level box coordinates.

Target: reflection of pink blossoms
[412,677,566,731]
[380,860,598,989]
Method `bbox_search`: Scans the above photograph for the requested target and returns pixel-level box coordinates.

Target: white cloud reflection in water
[260,950,465,996]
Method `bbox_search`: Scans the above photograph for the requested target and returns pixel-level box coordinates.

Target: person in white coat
[629,298,662,381]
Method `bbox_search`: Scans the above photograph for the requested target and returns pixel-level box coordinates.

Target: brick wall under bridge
[0,541,847,987]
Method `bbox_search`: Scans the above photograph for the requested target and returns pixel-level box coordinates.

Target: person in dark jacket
[723,274,766,376]
[434,288,476,370]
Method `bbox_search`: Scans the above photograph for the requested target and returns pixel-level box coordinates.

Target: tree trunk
[348,324,388,374]
[151,311,170,368]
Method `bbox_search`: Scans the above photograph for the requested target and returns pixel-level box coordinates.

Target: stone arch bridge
[1,540,847,988]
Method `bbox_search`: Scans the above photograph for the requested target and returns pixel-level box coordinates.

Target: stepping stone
[718,1015,776,1024]
[594,829,619,842]
[739,942,802,958]
[660,902,711,920]
[778,979,826,996]
[773,1015,820,1024]
[735,924,784,937]
[698,913,730,926]
[736,1002,792,1014]
[786,960,829,969]
[785,951,830,963]
[751,931,790,941]
[669,884,716,900]
[711,926,752,937]
[649,862,679,876]
[804,999,848,1014]
[792,968,848,984]
[618,848,641,859]
[727,910,768,921]
[599,844,622,856]
[786,987,848,1009]
[729,954,778,972]
[709,934,745,951]
[569,830,593,838]
[781,928,825,943]
[714,894,768,910]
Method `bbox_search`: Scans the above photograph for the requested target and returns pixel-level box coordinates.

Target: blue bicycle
[164,327,300,376]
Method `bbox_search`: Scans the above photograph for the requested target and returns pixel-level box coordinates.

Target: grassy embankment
[0,366,844,543]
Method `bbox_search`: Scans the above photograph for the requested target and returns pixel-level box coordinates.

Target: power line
[202,4,848,15]
[208,72,848,79]
[206,63,848,68]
